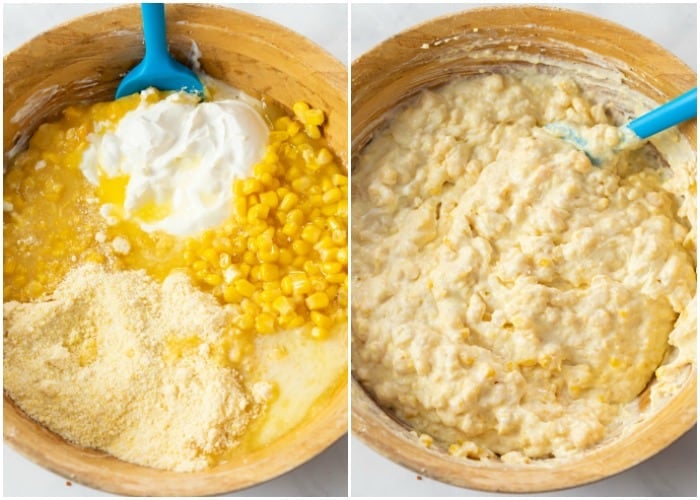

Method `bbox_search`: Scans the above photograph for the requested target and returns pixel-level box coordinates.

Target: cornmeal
[352,72,696,460]
[4,264,268,472]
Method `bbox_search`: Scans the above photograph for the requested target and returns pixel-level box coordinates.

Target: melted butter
[97,174,129,207]
[219,324,347,460]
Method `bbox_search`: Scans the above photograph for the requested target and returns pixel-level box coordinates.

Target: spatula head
[116,56,204,99]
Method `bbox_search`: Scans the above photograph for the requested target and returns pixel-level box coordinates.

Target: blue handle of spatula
[627,87,697,139]
[142,4,169,63]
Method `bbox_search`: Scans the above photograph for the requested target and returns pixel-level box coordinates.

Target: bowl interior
[3,4,347,496]
[351,6,696,493]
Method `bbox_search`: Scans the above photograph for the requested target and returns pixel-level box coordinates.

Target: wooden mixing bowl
[352,6,696,493]
[4,4,347,496]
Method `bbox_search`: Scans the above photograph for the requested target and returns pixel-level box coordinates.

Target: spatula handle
[627,88,697,139]
[142,3,169,61]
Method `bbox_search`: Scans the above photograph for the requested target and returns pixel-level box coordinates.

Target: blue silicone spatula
[546,87,697,166]
[116,3,204,99]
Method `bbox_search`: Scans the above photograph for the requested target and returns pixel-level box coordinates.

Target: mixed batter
[352,71,696,461]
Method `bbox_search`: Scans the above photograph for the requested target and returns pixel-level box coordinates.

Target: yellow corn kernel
[259,288,282,303]
[303,261,320,276]
[305,160,322,173]
[247,221,267,237]
[242,178,263,195]
[325,284,339,298]
[287,121,301,136]
[259,263,279,281]
[336,247,348,265]
[289,272,312,295]
[322,262,343,275]
[280,275,294,296]
[219,253,231,269]
[336,199,348,217]
[304,124,321,140]
[326,273,346,284]
[305,109,325,126]
[259,191,279,208]
[255,313,275,334]
[318,247,337,262]
[332,173,347,186]
[337,288,349,308]
[286,166,303,181]
[316,148,333,166]
[322,187,343,204]
[234,196,247,219]
[309,194,323,207]
[262,147,279,163]
[332,229,346,245]
[292,239,312,256]
[301,224,322,244]
[249,265,262,282]
[305,292,330,310]
[321,203,337,216]
[234,279,256,297]
[274,116,292,131]
[256,313,276,334]
[609,357,623,368]
[279,248,294,266]
[320,177,334,192]
[235,312,255,331]
[286,208,304,226]
[273,296,294,315]
[203,273,223,286]
[203,248,218,265]
[310,326,329,339]
[326,217,342,232]
[310,311,333,329]
[223,285,241,303]
[292,176,313,193]
[293,101,310,119]
[279,192,299,211]
[259,172,279,189]
[263,129,289,145]
[248,203,270,222]
[282,222,300,238]
[287,315,306,329]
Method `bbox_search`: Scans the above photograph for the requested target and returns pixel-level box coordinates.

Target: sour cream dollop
[80,88,269,236]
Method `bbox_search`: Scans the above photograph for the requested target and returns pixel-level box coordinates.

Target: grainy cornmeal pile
[4,263,271,472]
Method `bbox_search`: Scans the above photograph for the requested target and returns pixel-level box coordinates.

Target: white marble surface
[350,3,697,498]
[2,3,347,497]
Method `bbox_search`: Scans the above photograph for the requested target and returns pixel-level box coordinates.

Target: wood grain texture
[351,6,696,493]
[3,4,347,496]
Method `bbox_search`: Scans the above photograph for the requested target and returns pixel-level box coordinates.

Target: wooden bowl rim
[4,3,348,496]
[351,4,697,493]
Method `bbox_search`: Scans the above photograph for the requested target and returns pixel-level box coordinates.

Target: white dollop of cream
[80,88,268,236]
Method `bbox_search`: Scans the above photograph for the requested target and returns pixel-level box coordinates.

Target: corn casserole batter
[352,71,696,461]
